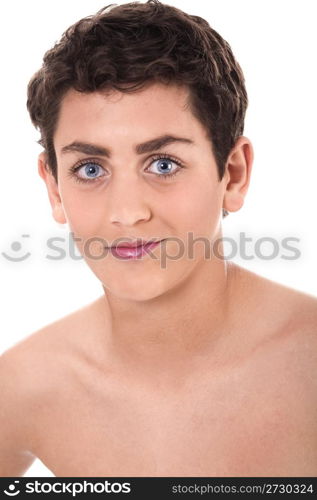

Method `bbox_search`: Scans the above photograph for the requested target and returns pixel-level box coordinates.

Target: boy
[1,0,317,477]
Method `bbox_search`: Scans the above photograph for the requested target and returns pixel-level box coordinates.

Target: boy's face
[41,82,230,300]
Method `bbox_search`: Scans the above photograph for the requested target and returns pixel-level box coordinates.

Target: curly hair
[26,0,248,187]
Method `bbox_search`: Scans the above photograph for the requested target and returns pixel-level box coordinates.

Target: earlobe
[37,152,67,225]
[52,205,67,225]
[222,137,253,214]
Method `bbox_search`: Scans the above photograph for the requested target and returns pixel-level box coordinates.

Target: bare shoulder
[1,297,106,402]
[231,263,317,373]
[8,296,104,348]
[0,298,102,475]
[232,262,317,330]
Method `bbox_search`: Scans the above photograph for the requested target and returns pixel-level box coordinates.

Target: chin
[100,273,171,302]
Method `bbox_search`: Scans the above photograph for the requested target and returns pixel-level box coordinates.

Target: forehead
[54,82,208,148]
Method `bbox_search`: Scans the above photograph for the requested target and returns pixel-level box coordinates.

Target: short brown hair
[26,0,248,184]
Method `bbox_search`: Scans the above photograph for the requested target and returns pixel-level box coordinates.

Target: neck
[97,244,238,375]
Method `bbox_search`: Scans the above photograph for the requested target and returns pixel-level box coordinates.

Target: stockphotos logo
[3,480,131,496]
[2,231,301,264]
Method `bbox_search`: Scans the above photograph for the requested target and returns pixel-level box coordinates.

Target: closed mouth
[107,239,163,249]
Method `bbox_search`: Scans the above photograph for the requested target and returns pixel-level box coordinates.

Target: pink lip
[112,240,157,248]
[108,240,163,259]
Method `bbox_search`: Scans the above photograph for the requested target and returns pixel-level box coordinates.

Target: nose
[108,175,152,227]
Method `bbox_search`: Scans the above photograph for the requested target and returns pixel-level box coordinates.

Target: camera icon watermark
[3,480,20,496]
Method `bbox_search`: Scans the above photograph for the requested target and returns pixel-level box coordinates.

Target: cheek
[60,188,102,237]
[171,178,222,234]
[57,186,107,263]
[61,194,106,260]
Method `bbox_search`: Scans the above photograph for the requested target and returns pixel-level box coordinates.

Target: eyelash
[67,153,185,184]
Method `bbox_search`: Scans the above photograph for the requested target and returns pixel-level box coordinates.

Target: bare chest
[31,360,317,477]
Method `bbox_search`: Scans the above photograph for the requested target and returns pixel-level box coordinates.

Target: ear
[222,136,254,213]
[38,152,67,224]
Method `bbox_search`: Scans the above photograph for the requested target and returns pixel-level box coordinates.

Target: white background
[0,0,316,476]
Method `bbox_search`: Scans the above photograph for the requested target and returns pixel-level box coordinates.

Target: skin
[39,82,253,372]
[1,82,317,477]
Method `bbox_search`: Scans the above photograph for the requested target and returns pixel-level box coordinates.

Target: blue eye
[147,154,184,180]
[151,158,174,175]
[68,161,105,184]
[82,163,101,178]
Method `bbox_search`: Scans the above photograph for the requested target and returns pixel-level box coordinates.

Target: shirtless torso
[1,264,317,477]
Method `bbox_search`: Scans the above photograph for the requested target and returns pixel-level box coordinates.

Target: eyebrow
[60,134,194,157]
